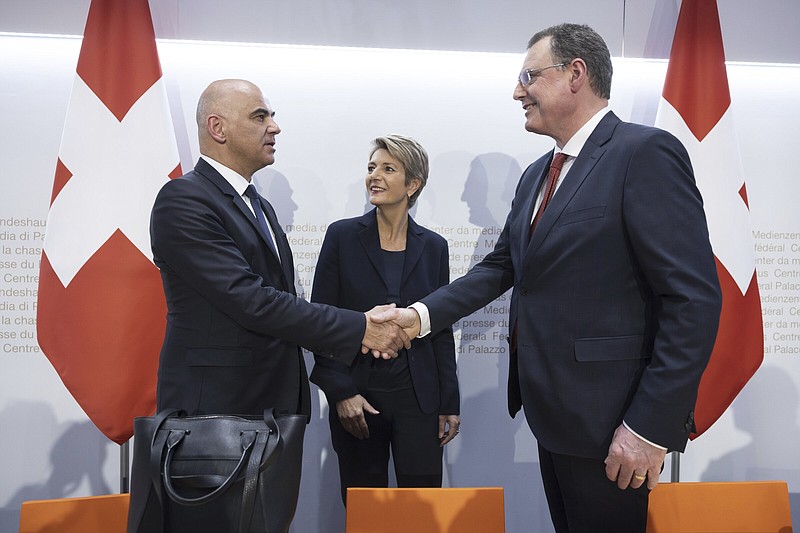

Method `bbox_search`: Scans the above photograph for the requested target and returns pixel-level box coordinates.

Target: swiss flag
[655,0,763,438]
[37,0,181,444]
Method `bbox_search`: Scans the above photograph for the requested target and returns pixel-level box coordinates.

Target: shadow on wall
[256,169,299,231]
[344,177,372,218]
[700,365,800,527]
[461,153,519,230]
[0,401,111,532]
[457,152,519,359]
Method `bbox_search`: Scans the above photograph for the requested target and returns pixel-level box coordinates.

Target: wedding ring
[634,474,646,481]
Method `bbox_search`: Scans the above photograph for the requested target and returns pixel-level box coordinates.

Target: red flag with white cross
[37,0,181,444]
[655,0,763,438]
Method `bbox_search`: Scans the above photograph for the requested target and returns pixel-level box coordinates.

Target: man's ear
[569,59,588,93]
[207,115,226,143]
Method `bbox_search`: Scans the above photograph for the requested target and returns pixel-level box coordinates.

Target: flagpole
[120,440,130,493]
[621,0,626,58]
[670,450,680,482]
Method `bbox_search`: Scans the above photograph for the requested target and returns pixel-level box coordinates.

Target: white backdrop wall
[1,33,799,532]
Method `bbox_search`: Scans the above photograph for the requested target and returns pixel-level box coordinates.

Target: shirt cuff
[408,302,431,338]
[623,421,667,450]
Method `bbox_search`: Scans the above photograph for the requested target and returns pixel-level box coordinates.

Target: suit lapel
[357,210,389,291]
[402,217,426,287]
[195,160,262,239]
[526,112,618,257]
[356,209,424,292]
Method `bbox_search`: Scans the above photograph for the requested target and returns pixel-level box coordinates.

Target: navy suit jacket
[310,209,459,415]
[150,158,366,417]
[421,112,721,457]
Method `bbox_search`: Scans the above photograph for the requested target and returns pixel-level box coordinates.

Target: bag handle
[239,409,285,533]
[148,408,185,512]
[162,429,258,505]
[151,409,283,532]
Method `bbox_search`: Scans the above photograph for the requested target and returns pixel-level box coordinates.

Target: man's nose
[513,82,526,100]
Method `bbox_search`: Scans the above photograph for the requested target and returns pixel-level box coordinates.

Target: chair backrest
[345,487,505,533]
[18,493,130,533]
[647,481,793,533]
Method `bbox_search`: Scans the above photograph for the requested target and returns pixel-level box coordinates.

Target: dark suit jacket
[310,209,459,415]
[150,158,366,417]
[421,112,722,458]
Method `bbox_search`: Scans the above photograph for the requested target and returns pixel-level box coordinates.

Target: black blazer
[150,158,366,417]
[422,113,721,457]
[310,209,459,415]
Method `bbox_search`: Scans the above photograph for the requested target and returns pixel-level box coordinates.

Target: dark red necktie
[530,152,568,237]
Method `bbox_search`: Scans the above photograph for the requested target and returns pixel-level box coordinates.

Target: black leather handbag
[127,408,306,533]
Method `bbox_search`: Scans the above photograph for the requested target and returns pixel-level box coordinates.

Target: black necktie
[244,184,279,260]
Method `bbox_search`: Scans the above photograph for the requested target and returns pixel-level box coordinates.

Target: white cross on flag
[655,0,763,438]
[37,0,181,444]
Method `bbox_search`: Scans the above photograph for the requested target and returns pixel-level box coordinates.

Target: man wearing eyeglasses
[374,23,721,533]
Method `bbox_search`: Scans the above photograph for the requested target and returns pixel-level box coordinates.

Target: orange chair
[647,481,793,533]
[345,487,505,533]
[18,493,130,533]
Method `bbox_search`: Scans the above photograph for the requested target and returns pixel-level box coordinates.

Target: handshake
[360,304,422,359]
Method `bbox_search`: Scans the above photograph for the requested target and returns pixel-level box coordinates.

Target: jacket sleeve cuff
[623,420,667,450]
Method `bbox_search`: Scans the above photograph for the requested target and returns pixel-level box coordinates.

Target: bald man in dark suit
[131,79,410,532]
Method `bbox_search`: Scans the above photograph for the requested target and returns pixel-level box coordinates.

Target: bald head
[196,79,261,136]
[195,79,281,179]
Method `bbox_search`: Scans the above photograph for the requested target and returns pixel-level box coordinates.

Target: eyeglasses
[517,63,567,86]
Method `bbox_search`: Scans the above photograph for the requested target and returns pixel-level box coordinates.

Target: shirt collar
[558,107,611,159]
[200,155,251,197]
